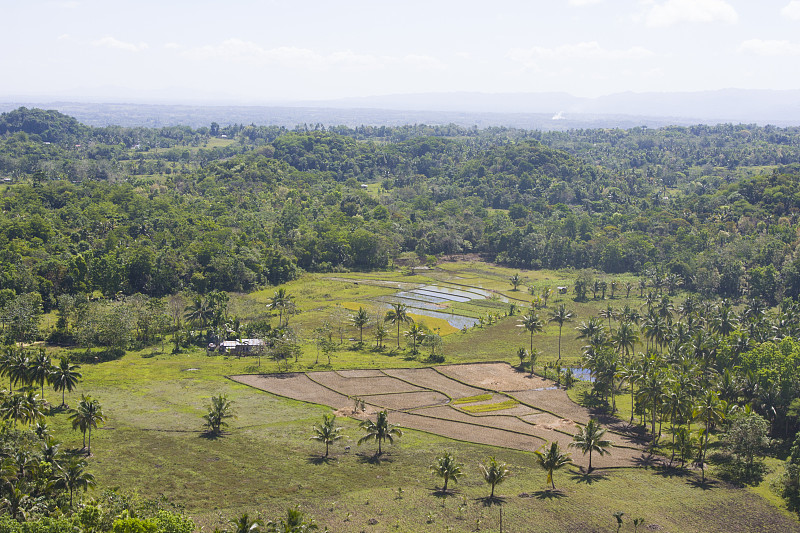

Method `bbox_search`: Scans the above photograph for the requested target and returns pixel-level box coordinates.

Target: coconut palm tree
[534,442,571,490]
[616,360,640,425]
[229,513,263,533]
[203,394,235,436]
[54,457,95,508]
[268,288,294,327]
[541,287,553,307]
[549,305,574,363]
[0,393,29,428]
[575,317,605,345]
[374,321,388,349]
[349,307,370,344]
[384,303,412,349]
[27,349,53,402]
[509,273,523,291]
[693,389,726,481]
[711,301,737,336]
[0,349,14,391]
[570,419,612,472]
[599,304,616,331]
[480,456,510,499]
[430,451,464,492]
[51,358,82,407]
[7,350,30,393]
[69,395,105,455]
[264,507,317,532]
[404,323,426,354]
[184,295,210,329]
[358,410,402,456]
[517,312,544,355]
[612,321,639,360]
[310,413,343,457]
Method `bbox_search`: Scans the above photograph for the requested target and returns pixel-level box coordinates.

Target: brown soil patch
[231,363,648,469]
[337,369,386,378]
[382,367,484,398]
[230,373,351,410]
[436,363,554,392]
[361,391,449,410]
[511,389,592,424]
[308,372,424,396]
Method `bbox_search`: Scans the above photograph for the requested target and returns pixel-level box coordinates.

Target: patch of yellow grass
[452,394,493,405]
[460,399,519,413]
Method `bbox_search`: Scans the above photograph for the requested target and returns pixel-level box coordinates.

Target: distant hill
[2,88,800,129]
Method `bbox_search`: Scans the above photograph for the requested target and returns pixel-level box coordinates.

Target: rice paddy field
[43,261,800,532]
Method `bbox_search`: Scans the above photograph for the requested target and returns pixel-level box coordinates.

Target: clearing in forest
[231,362,649,469]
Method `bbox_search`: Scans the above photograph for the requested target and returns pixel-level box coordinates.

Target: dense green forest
[2,106,800,314]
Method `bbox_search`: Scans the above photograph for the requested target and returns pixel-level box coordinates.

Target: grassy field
[42,262,800,532]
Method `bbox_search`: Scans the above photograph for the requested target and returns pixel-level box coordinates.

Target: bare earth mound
[229,363,649,469]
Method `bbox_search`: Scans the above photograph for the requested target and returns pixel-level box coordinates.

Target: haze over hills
[2,89,800,129]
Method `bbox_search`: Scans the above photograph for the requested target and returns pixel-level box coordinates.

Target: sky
[2,0,800,103]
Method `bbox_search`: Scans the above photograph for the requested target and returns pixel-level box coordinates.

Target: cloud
[91,36,148,52]
[739,39,800,56]
[164,42,182,50]
[568,0,602,5]
[782,1,800,20]
[645,0,738,27]
[183,39,443,71]
[507,41,654,68]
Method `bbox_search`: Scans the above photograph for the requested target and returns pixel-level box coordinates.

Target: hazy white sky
[2,0,800,102]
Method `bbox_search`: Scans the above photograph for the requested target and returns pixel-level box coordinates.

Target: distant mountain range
[2,89,800,129]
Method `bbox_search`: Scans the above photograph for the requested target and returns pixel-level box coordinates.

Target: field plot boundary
[230,362,649,468]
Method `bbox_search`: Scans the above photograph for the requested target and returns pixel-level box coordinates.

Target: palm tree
[0,393,28,428]
[637,371,666,441]
[264,507,317,532]
[570,419,612,472]
[350,307,370,344]
[374,321,388,349]
[431,451,464,492]
[7,350,30,393]
[509,273,523,291]
[203,394,235,436]
[184,295,210,329]
[384,303,412,349]
[599,304,616,331]
[517,312,544,355]
[534,442,571,490]
[310,413,343,457]
[230,513,263,533]
[549,305,574,363]
[404,323,426,354]
[617,360,640,425]
[27,349,53,402]
[54,457,95,508]
[69,395,105,455]
[516,347,528,370]
[693,390,726,481]
[22,391,45,426]
[0,349,14,391]
[575,317,605,344]
[612,321,639,360]
[268,288,294,327]
[541,287,553,307]
[711,301,737,336]
[358,410,402,456]
[51,358,82,407]
[480,456,510,499]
